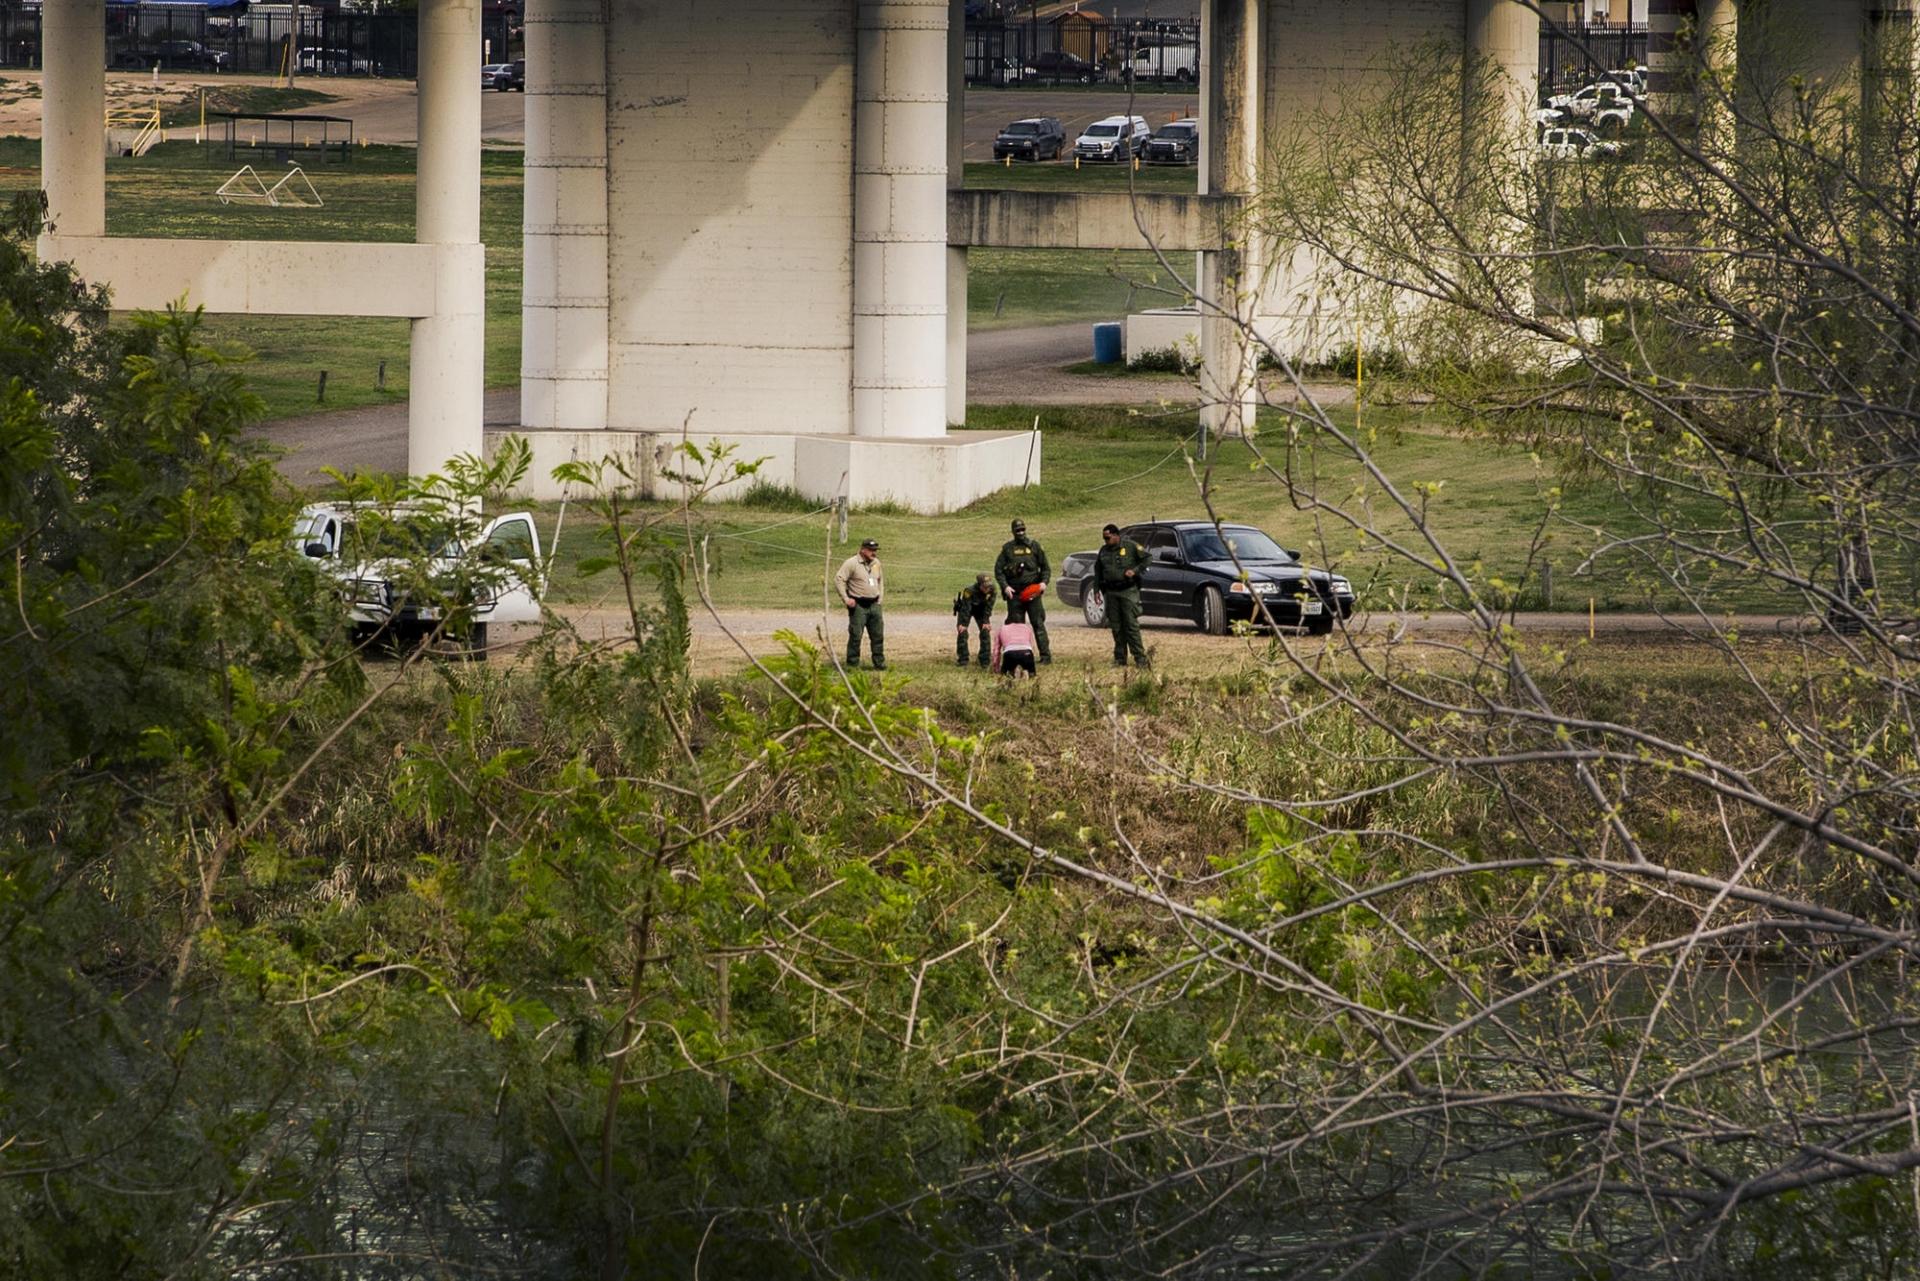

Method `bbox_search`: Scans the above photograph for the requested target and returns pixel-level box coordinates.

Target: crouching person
[954,573,995,667]
[992,617,1038,678]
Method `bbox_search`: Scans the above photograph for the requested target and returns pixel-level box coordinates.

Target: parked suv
[1056,521,1355,636]
[493,59,526,91]
[1073,114,1149,163]
[1142,118,1200,165]
[993,116,1066,161]
[1538,125,1622,161]
[1024,49,1096,84]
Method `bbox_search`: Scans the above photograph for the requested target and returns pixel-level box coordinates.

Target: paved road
[320,80,529,145]
[323,83,1190,154]
[255,386,520,484]
[961,87,1199,159]
[252,324,1214,478]
[249,324,1360,477]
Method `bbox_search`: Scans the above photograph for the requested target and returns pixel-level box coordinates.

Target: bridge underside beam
[947,189,1239,253]
[39,236,465,318]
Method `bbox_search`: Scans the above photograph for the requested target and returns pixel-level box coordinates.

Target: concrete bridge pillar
[1197,0,1261,439]
[410,0,486,474]
[946,0,968,427]
[522,0,609,434]
[1465,0,1537,139]
[854,0,951,439]
[41,0,105,241]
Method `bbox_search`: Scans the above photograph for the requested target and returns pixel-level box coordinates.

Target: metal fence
[965,18,1200,88]
[970,17,1648,95]
[1540,23,1648,92]
[0,6,522,78]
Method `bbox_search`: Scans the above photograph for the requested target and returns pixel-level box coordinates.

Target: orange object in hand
[1018,583,1045,603]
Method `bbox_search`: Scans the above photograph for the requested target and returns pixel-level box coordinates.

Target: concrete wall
[1250,0,1537,362]
[605,0,856,438]
[948,189,1236,252]
[496,425,1038,511]
[1738,0,1871,94]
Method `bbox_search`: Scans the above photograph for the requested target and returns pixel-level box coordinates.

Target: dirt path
[0,71,524,145]
[521,604,1809,675]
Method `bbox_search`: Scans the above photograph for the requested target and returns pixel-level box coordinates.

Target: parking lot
[962,88,1199,161]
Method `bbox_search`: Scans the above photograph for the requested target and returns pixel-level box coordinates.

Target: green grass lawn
[0,138,1823,616]
[531,404,1790,616]
[963,158,1196,194]
[968,247,1192,330]
[0,138,523,420]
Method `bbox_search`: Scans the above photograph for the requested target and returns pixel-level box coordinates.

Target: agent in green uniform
[993,518,1052,664]
[1095,522,1150,669]
[953,573,995,667]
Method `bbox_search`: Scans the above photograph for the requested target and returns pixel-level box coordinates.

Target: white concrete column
[1647,0,1697,119]
[41,0,105,241]
[1465,0,1537,139]
[410,0,486,475]
[521,0,609,433]
[1697,0,1738,146]
[1197,0,1260,438]
[854,0,949,440]
[945,0,967,427]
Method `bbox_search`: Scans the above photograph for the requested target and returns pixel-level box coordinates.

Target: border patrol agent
[1095,522,1150,668]
[835,538,885,669]
[993,519,1052,664]
[954,572,995,667]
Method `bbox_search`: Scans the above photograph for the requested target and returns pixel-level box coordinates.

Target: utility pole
[287,0,300,87]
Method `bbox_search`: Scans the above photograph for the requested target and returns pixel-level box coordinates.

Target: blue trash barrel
[1092,322,1124,364]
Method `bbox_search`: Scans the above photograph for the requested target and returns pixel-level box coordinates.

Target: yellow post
[1589,598,1595,638]
[1354,327,1364,435]
[1004,153,1011,167]
[1074,155,1081,169]
[197,86,205,144]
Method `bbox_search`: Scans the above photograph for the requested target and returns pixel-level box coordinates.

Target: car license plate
[1301,600,1323,616]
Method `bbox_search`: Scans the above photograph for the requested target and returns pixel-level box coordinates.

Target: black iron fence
[966,18,1200,88]
[0,5,521,78]
[1540,23,1648,92]
[969,17,1649,95]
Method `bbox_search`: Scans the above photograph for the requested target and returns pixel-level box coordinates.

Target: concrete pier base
[491,427,1038,512]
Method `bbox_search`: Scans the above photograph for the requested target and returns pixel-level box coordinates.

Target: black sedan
[1024,50,1097,84]
[1056,521,1356,636]
[993,116,1066,161]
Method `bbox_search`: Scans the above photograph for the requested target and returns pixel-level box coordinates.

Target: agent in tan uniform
[834,537,886,669]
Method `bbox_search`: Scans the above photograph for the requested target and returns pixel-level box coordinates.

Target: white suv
[1074,115,1149,163]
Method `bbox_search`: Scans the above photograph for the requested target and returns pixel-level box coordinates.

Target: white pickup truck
[1547,81,1636,130]
[294,502,543,658]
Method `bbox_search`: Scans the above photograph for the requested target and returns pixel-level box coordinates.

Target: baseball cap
[1011,519,1026,534]
[860,538,879,550]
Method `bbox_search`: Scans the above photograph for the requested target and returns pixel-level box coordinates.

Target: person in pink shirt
[992,618,1038,678]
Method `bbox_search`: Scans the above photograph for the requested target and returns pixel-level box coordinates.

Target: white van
[1124,42,1197,83]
